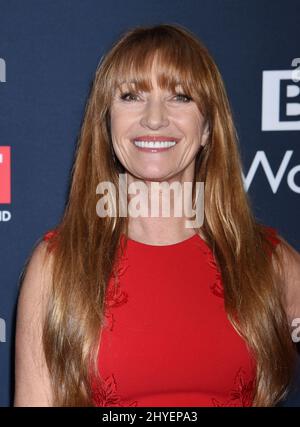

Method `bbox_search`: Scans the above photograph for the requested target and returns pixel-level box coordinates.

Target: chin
[135,170,173,182]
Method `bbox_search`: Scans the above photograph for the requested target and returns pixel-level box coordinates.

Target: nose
[140,97,169,129]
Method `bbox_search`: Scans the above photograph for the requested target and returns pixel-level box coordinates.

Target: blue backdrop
[0,0,299,407]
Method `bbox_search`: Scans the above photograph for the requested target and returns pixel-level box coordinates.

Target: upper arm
[274,236,300,327]
[14,240,54,407]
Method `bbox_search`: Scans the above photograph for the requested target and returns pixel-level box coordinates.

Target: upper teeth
[133,140,177,148]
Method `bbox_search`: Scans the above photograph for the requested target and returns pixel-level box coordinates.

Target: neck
[122,168,203,245]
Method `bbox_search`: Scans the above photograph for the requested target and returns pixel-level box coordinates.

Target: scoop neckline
[120,231,202,248]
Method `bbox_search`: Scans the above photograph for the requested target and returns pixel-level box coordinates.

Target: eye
[173,93,193,103]
[119,92,139,102]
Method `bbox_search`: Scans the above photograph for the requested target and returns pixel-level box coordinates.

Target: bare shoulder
[14,239,54,406]
[273,235,300,323]
[17,240,54,324]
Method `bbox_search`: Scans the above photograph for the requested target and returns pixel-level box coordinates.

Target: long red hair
[30,24,297,406]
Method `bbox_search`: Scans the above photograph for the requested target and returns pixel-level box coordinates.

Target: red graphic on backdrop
[0,146,11,204]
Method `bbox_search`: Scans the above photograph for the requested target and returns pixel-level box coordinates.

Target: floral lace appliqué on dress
[93,373,138,407]
[200,242,224,299]
[103,251,130,332]
[94,246,139,406]
[211,367,255,407]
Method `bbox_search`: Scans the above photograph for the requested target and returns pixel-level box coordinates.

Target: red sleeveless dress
[43,226,280,407]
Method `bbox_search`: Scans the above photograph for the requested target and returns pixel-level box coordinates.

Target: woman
[14,24,300,407]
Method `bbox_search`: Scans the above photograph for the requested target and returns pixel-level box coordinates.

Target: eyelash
[119,92,193,103]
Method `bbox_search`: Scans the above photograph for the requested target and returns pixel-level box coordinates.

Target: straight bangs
[105,28,211,119]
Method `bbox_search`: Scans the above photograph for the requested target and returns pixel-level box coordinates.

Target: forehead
[117,78,185,92]
[114,52,189,91]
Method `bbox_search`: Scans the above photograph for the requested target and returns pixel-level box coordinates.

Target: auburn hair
[31,24,296,406]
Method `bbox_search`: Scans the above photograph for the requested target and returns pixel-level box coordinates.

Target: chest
[98,245,255,398]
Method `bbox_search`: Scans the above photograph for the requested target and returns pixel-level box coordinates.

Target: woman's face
[110,65,209,183]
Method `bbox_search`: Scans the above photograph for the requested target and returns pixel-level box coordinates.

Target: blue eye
[119,91,193,103]
[120,92,139,102]
[174,93,193,102]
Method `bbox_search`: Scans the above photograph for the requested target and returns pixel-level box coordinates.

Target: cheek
[172,109,203,135]
[190,114,205,141]
[182,120,203,143]
[110,114,127,139]
[111,107,136,138]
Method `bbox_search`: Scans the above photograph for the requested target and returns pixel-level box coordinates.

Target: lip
[132,135,181,142]
[131,135,181,153]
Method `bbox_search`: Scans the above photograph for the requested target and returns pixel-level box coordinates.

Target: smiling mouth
[132,139,179,152]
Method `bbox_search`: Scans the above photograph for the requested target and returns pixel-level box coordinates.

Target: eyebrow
[117,80,185,91]
[118,80,139,87]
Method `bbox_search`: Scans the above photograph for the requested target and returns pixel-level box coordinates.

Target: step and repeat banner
[0,0,299,407]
